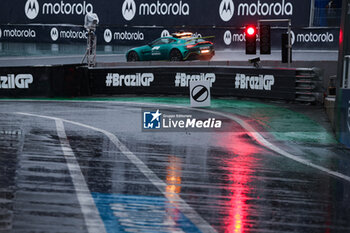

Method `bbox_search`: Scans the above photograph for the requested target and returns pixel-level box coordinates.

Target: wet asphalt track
[1,100,350,233]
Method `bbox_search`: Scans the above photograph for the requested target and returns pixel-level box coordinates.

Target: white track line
[10,99,350,183]
[55,119,107,233]
[196,108,350,183]
[17,112,218,233]
[98,101,350,183]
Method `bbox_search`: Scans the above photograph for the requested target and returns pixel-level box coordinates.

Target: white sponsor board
[190,80,211,107]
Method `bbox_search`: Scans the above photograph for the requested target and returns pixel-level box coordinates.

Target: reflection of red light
[339,29,343,45]
[219,132,259,157]
[246,26,256,36]
[227,174,246,233]
[216,131,260,233]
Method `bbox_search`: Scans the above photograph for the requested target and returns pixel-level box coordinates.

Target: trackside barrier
[0,63,322,104]
[295,68,324,103]
[337,88,350,147]
[0,64,88,98]
[88,65,322,103]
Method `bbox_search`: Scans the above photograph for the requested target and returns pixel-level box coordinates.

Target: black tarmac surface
[0,100,349,233]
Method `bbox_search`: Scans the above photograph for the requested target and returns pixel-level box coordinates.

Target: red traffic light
[245,26,256,36]
[245,25,256,54]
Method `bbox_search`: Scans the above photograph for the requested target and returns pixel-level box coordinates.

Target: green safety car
[126,32,215,62]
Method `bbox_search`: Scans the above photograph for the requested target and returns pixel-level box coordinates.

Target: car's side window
[152,38,172,45]
[151,39,162,46]
[164,39,171,44]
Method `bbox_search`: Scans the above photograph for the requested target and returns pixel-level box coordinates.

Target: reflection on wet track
[0,100,350,233]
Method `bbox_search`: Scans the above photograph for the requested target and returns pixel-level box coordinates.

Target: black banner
[218,27,340,50]
[0,1,340,51]
[0,24,340,50]
[0,25,87,43]
[1,0,311,27]
[0,64,87,97]
[89,66,297,100]
[0,63,323,103]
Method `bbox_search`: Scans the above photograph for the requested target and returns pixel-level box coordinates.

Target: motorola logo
[122,0,136,21]
[223,30,232,45]
[161,30,170,37]
[25,0,39,20]
[1,28,36,38]
[219,0,234,22]
[122,0,189,21]
[50,27,59,41]
[25,0,94,20]
[104,29,112,43]
[290,30,295,45]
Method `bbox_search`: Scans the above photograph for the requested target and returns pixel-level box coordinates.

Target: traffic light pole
[257,19,292,67]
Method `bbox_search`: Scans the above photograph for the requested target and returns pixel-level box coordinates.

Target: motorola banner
[0,0,311,27]
[217,0,310,27]
[90,66,297,100]
[0,0,95,24]
[0,24,339,50]
[220,28,340,50]
[0,25,93,43]
[100,27,339,50]
[0,25,38,42]
[100,27,164,45]
[0,24,167,45]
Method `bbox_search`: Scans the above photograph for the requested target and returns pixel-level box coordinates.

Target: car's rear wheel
[170,49,182,61]
[127,51,139,62]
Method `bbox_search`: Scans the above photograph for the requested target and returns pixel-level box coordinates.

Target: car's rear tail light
[186,44,196,49]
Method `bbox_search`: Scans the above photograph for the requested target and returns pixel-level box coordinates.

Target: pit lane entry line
[16,112,218,233]
[55,119,107,233]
